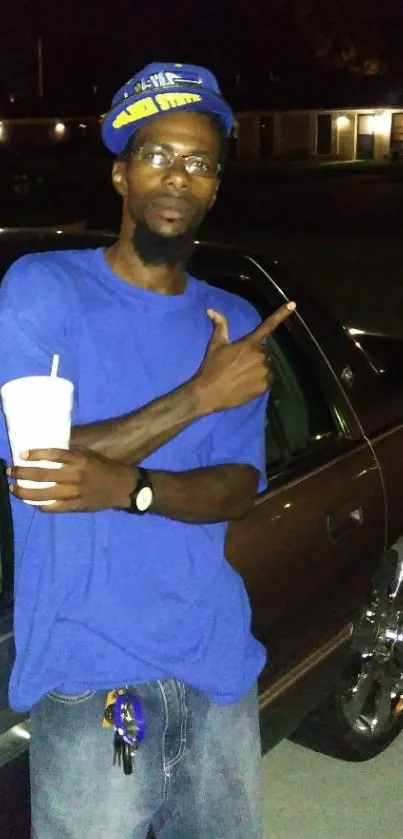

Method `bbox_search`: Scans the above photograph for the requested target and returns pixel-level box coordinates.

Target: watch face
[136,486,153,512]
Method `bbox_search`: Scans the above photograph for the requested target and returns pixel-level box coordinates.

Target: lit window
[372,111,391,135]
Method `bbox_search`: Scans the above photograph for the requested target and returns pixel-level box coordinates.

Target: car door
[193,249,386,697]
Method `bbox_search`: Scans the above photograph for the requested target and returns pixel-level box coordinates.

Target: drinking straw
[51,354,59,377]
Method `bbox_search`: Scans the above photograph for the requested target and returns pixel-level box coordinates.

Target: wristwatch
[124,467,154,515]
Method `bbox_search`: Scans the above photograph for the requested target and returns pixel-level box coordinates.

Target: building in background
[0,107,402,163]
[0,117,102,151]
[235,107,403,161]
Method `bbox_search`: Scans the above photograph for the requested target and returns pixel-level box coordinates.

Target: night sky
[1,0,403,113]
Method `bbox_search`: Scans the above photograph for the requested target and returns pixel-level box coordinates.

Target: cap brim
[102,86,234,154]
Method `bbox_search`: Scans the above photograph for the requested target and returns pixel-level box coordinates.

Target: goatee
[132,220,197,266]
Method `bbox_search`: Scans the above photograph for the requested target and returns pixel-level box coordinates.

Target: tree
[276,0,387,75]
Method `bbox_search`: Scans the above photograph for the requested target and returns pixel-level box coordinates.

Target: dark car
[1,229,403,834]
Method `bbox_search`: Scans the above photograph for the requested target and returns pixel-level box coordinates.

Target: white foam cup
[0,375,74,506]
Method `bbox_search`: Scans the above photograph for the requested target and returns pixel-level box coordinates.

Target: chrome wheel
[340,552,403,740]
[292,549,403,761]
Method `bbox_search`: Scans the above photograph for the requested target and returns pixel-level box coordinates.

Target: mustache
[147,192,196,213]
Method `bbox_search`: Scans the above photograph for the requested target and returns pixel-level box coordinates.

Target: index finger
[19,448,75,463]
[249,301,296,343]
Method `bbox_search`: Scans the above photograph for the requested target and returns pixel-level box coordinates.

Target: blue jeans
[30,679,263,839]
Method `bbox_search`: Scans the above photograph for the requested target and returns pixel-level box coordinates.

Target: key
[114,731,134,775]
[112,693,145,774]
[122,740,134,776]
[122,700,140,743]
[113,731,123,768]
[119,699,136,775]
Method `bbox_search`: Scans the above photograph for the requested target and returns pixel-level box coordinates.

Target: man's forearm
[144,464,259,523]
[71,380,207,464]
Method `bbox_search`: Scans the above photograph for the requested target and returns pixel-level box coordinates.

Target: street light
[54,122,67,138]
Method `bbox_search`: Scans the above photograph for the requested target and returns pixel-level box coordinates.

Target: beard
[132,219,198,266]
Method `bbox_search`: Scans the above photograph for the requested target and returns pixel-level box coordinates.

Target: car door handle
[326,507,363,542]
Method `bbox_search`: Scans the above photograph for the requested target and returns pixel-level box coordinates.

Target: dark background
[1,0,403,338]
[1,0,403,113]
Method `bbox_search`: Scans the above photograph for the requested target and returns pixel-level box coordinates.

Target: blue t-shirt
[0,248,268,713]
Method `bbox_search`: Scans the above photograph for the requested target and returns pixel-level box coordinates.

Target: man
[0,63,295,838]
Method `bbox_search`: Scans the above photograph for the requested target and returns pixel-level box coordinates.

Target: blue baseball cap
[101,62,234,155]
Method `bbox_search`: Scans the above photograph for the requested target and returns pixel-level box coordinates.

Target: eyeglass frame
[123,142,222,179]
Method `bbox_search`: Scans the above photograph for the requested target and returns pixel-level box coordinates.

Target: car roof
[0,226,312,327]
[0,227,278,285]
[0,226,243,257]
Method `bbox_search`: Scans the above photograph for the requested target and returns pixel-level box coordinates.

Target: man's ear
[208,183,219,211]
[112,161,128,198]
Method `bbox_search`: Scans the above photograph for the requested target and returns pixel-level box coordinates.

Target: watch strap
[128,466,153,515]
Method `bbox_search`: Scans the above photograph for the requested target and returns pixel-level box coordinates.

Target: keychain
[103,688,146,775]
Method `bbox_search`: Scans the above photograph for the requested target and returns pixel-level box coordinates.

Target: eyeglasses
[127,143,221,178]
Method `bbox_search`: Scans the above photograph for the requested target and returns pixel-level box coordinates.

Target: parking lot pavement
[0,753,30,839]
[262,729,403,839]
[203,226,403,340]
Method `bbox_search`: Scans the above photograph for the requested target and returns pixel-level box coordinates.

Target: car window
[266,323,337,460]
[205,274,340,473]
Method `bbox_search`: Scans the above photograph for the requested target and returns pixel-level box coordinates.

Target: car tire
[294,549,403,762]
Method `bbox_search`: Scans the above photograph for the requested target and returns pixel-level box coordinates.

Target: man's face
[113,111,221,243]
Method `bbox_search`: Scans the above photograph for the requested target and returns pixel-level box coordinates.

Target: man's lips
[150,196,193,221]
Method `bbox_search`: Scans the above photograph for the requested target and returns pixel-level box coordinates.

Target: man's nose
[161,158,191,189]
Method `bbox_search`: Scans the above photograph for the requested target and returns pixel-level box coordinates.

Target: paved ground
[251,231,403,338]
[199,169,403,338]
[0,753,29,838]
[262,730,403,839]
